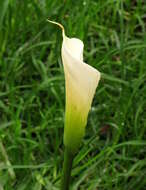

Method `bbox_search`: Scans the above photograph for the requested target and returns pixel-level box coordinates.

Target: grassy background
[0,0,146,189]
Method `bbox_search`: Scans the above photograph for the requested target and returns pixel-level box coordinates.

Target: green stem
[61,148,74,190]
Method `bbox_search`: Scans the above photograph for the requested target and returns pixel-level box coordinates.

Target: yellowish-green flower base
[64,108,87,154]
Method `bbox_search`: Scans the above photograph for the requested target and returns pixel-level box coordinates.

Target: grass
[0,0,146,189]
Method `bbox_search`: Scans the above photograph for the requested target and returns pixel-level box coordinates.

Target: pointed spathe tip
[47,19,65,37]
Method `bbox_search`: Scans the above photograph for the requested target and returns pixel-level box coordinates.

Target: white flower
[48,20,101,153]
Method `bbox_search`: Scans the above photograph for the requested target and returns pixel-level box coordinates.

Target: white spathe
[48,20,101,153]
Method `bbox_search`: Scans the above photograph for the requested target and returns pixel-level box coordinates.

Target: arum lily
[48,20,101,190]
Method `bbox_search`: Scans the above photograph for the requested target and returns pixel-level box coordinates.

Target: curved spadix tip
[47,19,65,36]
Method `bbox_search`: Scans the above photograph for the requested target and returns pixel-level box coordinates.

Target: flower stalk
[61,148,74,190]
